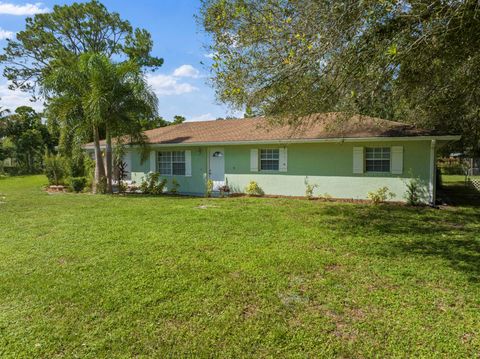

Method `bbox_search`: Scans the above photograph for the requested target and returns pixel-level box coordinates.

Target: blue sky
[0,0,241,121]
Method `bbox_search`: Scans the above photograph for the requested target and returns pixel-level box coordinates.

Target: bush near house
[245,180,264,196]
[69,177,87,193]
[44,154,66,186]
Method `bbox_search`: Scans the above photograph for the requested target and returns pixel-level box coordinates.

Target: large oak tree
[200,0,480,157]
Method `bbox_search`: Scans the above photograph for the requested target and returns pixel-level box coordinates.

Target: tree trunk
[105,126,113,194]
[93,125,106,193]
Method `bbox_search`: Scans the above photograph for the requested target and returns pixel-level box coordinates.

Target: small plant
[321,193,333,200]
[206,179,214,197]
[140,172,166,195]
[219,185,230,197]
[219,178,230,197]
[368,186,396,205]
[153,179,167,195]
[44,154,66,185]
[405,178,424,206]
[116,160,129,193]
[170,178,180,194]
[245,180,264,196]
[96,176,108,194]
[304,177,318,199]
[118,181,127,193]
[70,177,87,193]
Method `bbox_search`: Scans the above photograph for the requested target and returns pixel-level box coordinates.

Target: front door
[209,148,225,190]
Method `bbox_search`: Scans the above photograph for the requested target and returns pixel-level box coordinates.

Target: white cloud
[0,2,49,15]
[0,28,14,40]
[0,80,43,112]
[147,73,198,96]
[172,64,200,78]
[188,113,214,122]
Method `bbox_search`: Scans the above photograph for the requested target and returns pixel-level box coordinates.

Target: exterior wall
[224,141,431,201]
[130,146,208,194]
[127,140,432,201]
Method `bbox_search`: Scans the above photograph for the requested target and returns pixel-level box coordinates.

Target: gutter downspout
[429,140,437,205]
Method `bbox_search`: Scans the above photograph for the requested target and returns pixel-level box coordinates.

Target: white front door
[209,148,225,190]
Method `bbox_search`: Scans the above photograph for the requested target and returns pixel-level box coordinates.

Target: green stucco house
[86,113,460,204]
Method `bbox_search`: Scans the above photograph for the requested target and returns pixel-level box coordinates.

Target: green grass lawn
[1,176,480,357]
[440,174,480,206]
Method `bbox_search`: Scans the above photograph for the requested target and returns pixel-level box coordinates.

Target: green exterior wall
[128,140,433,202]
[130,146,208,194]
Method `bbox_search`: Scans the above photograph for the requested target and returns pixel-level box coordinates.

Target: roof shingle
[87,112,452,147]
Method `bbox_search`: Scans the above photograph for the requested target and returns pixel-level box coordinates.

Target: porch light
[213,151,223,157]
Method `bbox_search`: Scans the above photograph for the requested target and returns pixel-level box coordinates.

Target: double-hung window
[365,147,390,173]
[157,151,185,176]
[260,149,279,171]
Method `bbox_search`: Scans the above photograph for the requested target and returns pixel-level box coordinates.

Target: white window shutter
[353,147,364,174]
[279,148,288,172]
[391,146,403,174]
[250,149,258,172]
[185,150,192,177]
[149,150,156,172]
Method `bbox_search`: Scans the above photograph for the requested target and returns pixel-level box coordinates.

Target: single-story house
[85,113,460,203]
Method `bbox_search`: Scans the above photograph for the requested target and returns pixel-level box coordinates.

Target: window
[157,151,185,175]
[260,149,279,171]
[365,147,390,172]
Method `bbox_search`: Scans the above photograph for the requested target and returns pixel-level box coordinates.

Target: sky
[0,0,242,121]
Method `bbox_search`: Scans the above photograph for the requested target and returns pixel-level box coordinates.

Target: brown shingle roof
[87,112,453,147]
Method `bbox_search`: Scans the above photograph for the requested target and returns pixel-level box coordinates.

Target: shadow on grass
[318,204,478,236]
[391,237,480,282]
[438,182,480,207]
[315,204,480,282]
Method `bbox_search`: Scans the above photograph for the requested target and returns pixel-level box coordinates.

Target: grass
[1,175,480,357]
[439,174,480,206]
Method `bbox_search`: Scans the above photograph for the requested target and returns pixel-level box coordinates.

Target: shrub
[245,180,264,196]
[304,177,318,199]
[206,179,214,197]
[118,181,127,194]
[140,172,166,195]
[321,193,333,200]
[368,186,395,205]
[405,178,425,206]
[70,177,87,193]
[44,154,66,185]
[170,178,180,194]
[96,176,108,194]
[153,179,167,195]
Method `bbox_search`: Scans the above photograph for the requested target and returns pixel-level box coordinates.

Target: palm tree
[44,53,157,193]
[85,57,157,192]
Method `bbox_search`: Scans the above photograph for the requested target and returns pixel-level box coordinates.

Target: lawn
[439,174,480,206]
[1,176,480,357]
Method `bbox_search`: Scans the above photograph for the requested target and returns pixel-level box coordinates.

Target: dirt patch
[58,257,67,266]
[324,263,343,272]
[241,304,259,319]
[278,292,309,306]
[461,332,474,344]
[45,185,68,193]
[196,204,219,209]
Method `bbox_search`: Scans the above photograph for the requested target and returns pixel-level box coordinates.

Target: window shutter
[353,147,364,174]
[250,149,258,172]
[149,150,156,172]
[279,148,288,172]
[185,150,192,177]
[391,146,403,174]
